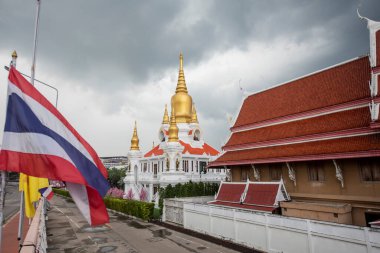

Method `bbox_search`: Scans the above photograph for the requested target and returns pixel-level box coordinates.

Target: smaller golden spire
[130,121,140,151]
[191,103,198,123]
[12,50,17,58]
[162,104,169,124]
[168,108,179,142]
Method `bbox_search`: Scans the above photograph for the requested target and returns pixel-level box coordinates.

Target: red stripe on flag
[86,186,109,225]
[0,150,87,185]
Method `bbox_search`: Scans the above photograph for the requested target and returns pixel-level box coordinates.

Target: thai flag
[0,67,110,226]
[39,186,54,200]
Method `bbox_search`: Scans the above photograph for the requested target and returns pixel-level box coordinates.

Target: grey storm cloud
[0,0,380,155]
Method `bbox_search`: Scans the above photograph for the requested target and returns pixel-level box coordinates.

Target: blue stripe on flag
[5,93,109,196]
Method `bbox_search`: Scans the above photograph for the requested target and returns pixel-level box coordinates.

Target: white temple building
[124,54,227,202]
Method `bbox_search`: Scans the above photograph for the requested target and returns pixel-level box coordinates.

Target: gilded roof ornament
[130,121,140,150]
[12,50,17,58]
[168,108,179,142]
[191,103,198,123]
[176,53,188,94]
[162,104,170,124]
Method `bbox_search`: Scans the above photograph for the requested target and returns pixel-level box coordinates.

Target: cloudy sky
[0,0,379,156]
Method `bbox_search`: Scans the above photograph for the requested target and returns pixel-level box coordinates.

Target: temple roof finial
[168,108,179,142]
[162,104,170,124]
[130,121,140,151]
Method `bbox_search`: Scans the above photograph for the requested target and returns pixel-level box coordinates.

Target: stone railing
[20,198,47,253]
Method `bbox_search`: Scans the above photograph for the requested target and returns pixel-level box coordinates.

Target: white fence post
[162,199,166,222]
[307,220,314,253]
[233,209,237,241]
[265,213,270,251]
[364,227,371,253]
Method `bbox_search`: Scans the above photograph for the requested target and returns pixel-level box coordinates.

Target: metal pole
[18,0,42,247]
[0,171,7,252]
[31,0,41,86]
[17,193,24,241]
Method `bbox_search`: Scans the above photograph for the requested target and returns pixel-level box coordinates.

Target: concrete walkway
[47,196,240,253]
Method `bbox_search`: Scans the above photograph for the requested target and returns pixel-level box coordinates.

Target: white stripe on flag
[8,81,96,166]
[66,182,91,225]
[2,132,75,165]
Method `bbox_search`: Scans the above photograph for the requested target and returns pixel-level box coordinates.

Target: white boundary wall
[183,202,380,253]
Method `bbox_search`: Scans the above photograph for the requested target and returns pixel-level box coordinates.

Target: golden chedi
[171,53,193,123]
[162,104,169,124]
[168,108,179,142]
[130,121,140,150]
[191,103,198,123]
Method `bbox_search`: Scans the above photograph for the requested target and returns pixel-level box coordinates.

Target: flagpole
[31,0,41,86]
[0,171,7,252]
[17,0,42,247]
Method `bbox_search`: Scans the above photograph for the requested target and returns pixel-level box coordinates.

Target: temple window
[241,168,248,181]
[359,158,380,181]
[308,161,325,182]
[269,164,282,181]
[183,160,189,172]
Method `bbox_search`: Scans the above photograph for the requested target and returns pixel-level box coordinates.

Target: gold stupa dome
[171,53,193,123]
[130,121,140,151]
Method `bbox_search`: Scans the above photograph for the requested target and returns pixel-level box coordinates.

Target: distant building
[100,156,128,169]
[124,54,227,201]
[209,17,380,227]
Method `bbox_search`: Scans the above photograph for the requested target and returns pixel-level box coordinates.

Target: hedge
[52,188,154,221]
[103,197,154,221]
[52,188,71,198]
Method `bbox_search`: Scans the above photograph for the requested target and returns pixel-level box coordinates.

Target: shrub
[125,188,134,200]
[103,197,154,221]
[106,187,124,199]
[139,188,148,201]
[52,188,71,198]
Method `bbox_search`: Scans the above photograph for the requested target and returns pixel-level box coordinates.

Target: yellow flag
[19,173,49,218]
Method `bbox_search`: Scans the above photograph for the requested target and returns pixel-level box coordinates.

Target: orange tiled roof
[225,107,371,148]
[233,57,371,129]
[144,141,219,157]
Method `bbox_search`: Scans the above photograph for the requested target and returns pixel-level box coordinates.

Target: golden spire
[12,50,17,58]
[162,104,169,124]
[130,121,140,150]
[176,53,188,93]
[171,53,193,123]
[191,103,198,123]
[168,108,179,142]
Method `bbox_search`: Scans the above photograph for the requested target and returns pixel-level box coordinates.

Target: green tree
[107,167,126,189]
